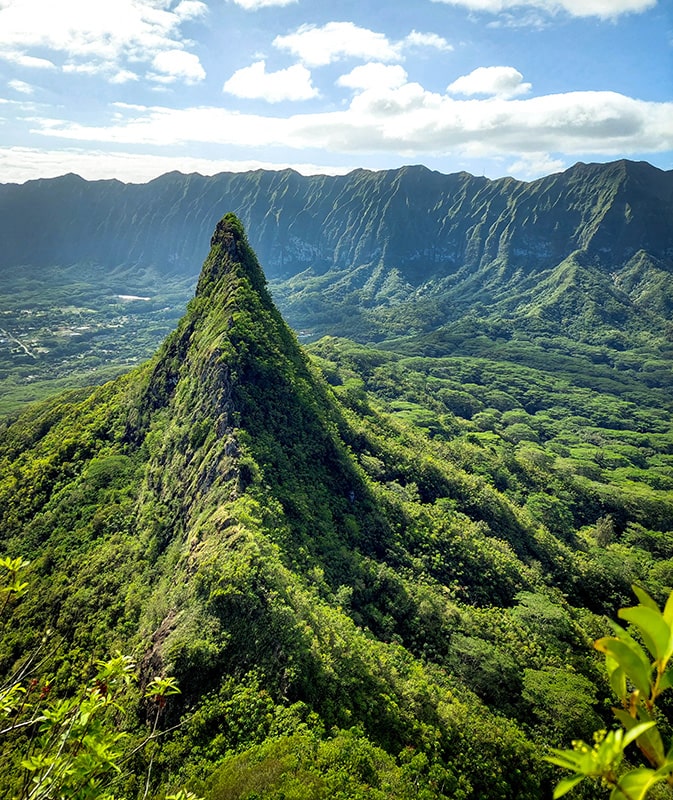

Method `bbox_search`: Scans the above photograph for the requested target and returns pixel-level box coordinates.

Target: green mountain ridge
[1,214,672,799]
[1,159,671,412]
[1,160,670,284]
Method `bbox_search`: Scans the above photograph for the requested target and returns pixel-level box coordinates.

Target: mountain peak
[131,213,281,428]
[129,212,369,581]
[195,211,269,301]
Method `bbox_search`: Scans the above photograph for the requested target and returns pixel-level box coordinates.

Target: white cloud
[224,60,317,102]
[230,0,298,7]
[150,50,206,85]
[110,70,140,85]
[337,64,408,92]
[430,0,656,19]
[2,52,56,70]
[0,0,207,84]
[63,63,109,77]
[273,22,455,67]
[174,0,208,20]
[560,0,655,16]
[274,22,402,67]
[0,146,353,184]
[447,67,531,98]
[403,30,453,52]
[29,87,673,163]
[8,79,34,94]
[507,152,566,179]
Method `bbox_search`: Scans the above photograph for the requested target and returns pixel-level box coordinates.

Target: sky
[0,0,671,184]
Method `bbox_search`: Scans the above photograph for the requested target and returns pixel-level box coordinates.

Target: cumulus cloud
[174,0,209,19]
[273,22,454,67]
[110,70,140,85]
[447,66,531,98]
[224,60,318,102]
[274,22,401,67]
[337,63,408,91]
[403,30,453,51]
[0,0,207,84]
[30,86,673,162]
[430,0,656,19]
[150,50,206,85]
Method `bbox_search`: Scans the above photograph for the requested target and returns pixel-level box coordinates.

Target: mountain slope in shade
[1,160,670,278]
[6,215,664,799]
[0,160,671,338]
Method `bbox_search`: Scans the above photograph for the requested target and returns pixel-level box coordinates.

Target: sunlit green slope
[0,216,671,800]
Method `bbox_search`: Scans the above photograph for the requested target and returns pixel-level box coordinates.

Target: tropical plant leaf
[594,637,652,696]
[618,606,673,666]
[611,767,661,800]
[631,586,659,612]
[553,773,585,798]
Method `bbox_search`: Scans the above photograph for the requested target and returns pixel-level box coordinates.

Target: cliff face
[1,160,671,283]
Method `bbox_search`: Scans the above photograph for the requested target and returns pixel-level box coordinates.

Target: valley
[0,163,671,800]
[0,269,192,413]
[0,159,671,416]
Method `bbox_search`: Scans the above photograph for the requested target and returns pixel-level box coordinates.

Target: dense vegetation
[0,211,671,799]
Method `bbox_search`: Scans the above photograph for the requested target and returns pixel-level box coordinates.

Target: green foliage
[206,727,461,800]
[1,213,672,799]
[546,587,673,799]
[0,556,190,800]
[17,655,134,800]
[0,555,30,614]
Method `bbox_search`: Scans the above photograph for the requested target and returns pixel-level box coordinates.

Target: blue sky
[0,0,671,183]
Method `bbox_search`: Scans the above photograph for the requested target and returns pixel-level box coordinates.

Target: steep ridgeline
[1,160,671,343]
[3,215,663,799]
[122,212,376,571]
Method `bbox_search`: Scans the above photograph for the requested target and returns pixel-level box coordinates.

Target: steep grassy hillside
[1,216,671,799]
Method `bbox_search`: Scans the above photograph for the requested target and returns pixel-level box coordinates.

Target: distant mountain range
[1,159,670,277]
[1,160,671,340]
[0,159,671,414]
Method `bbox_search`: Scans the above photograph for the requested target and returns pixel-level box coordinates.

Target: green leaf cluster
[547,587,673,799]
